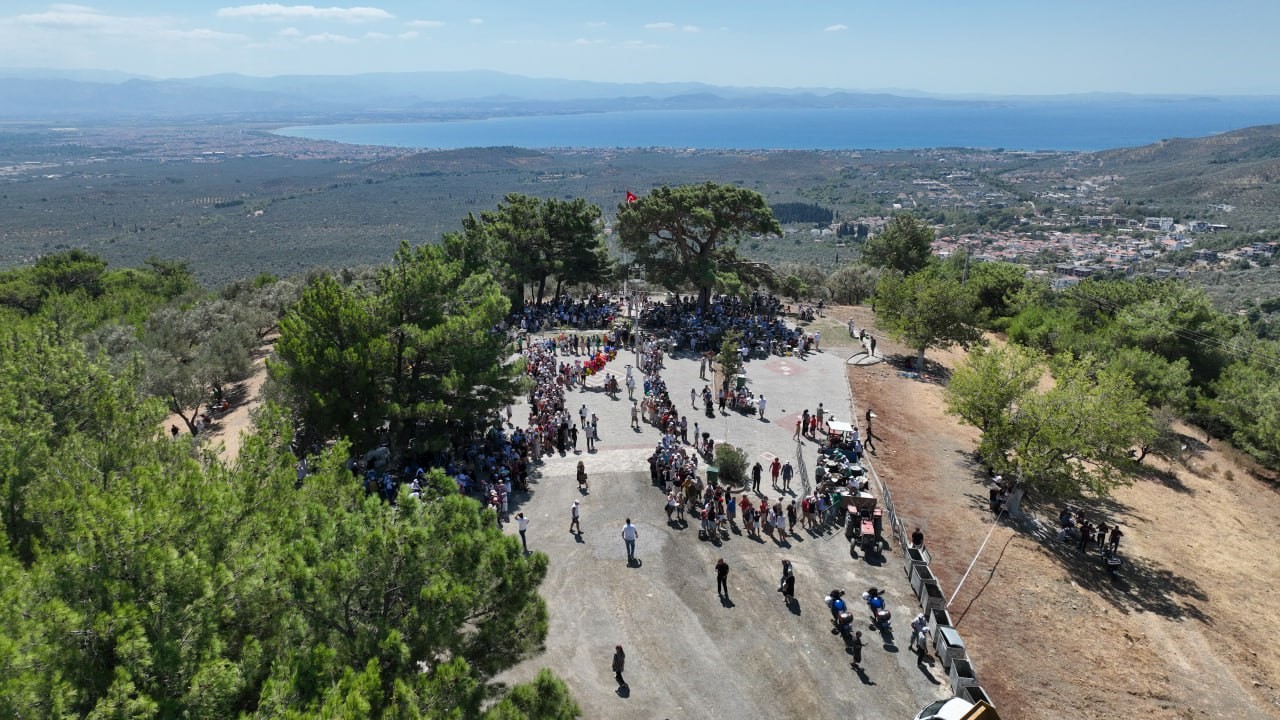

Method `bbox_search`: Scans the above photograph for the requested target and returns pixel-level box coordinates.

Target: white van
[913,698,1000,720]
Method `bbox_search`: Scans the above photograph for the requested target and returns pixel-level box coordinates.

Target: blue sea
[276,99,1280,152]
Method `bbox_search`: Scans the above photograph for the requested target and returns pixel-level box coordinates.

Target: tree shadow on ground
[1126,461,1195,496]
[1041,537,1212,624]
[882,353,953,386]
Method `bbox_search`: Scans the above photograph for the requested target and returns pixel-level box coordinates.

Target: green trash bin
[706,465,720,486]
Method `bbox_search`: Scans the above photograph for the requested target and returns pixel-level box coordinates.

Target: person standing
[579,404,589,429]
[715,557,730,597]
[850,631,867,671]
[770,457,782,488]
[751,462,763,493]
[869,335,877,357]
[570,500,581,535]
[910,612,925,643]
[911,527,925,549]
[631,400,640,429]
[801,408,811,438]
[622,518,639,563]
[612,644,627,686]
[816,403,825,429]
[691,387,697,408]
[794,417,803,440]
[782,461,794,492]
[915,625,932,661]
[700,356,707,379]
[516,512,530,553]
[1108,525,1124,552]
[757,394,767,420]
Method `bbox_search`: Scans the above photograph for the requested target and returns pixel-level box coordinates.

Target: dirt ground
[808,305,1280,720]
[162,339,272,461]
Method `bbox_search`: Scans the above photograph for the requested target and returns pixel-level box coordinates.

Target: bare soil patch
[162,339,273,462]
[820,304,1280,720]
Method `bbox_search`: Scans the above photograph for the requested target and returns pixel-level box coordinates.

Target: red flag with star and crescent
[625,191,637,203]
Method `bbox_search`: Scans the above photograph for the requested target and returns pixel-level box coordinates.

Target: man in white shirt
[516,512,530,553]
[621,518,639,563]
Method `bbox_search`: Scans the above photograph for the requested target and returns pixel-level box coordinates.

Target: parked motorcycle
[863,587,892,633]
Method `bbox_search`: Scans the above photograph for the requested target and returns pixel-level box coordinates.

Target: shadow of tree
[1127,462,1195,495]
[882,353,953,386]
[1041,538,1212,624]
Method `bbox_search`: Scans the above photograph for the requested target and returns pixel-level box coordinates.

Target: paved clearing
[496,332,951,719]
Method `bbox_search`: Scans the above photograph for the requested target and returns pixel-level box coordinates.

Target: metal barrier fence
[854,402,989,708]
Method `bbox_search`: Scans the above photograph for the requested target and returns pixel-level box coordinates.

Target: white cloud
[398,30,418,39]
[407,19,443,28]
[682,25,700,33]
[824,24,848,32]
[574,37,604,45]
[644,21,675,31]
[10,5,244,42]
[468,17,483,25]
[301,31,357,43]
[216,4,394,22]
[160,27,248,41]
[624,39,662,49]
[278,26,303,37]
[364,30,388,39]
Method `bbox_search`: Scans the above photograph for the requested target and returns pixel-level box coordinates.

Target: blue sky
[1,1,1276,94]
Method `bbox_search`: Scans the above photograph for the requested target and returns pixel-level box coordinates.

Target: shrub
[715,443,749,485]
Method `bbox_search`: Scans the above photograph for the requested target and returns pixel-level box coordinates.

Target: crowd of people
[641,292,810,357]
[505,294,620,334]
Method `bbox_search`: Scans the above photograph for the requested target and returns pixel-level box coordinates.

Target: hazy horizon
[1,1,1278,96]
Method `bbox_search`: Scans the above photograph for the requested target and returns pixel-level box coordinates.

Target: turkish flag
[625,191,638,203]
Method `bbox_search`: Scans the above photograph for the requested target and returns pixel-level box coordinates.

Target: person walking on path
[569,500,581,535]
[869,335,877,357]
[516,512,529,553]
[770,457,782,488]
[801,409,811,438]
[778,559,796,605]
[700,357,707,379]
[757,394,767,420]
[612,645,627,687]
[577,461,589,492]
[715,558,730,597]
[782,461,794,492]
[751,462,763,493]
[850,631,868,671]
[631,400,640,429]
[622,518,639,563]
[794,417,802,440]
[911,527,925,550]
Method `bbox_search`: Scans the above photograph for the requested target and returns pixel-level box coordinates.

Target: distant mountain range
[1,68,1264,122]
